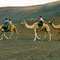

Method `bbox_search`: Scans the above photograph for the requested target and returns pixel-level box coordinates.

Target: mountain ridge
[0,1,60,24]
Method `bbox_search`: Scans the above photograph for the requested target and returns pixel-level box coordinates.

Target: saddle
[2,25,11,32]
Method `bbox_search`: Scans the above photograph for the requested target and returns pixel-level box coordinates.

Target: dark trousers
[38,21,43,27]
[3,26,8,30]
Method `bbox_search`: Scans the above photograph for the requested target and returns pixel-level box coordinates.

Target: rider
[38,16,44,27]
[9,19,12,26]
[3,18,9,30]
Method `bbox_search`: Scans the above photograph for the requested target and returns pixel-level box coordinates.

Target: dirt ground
[0,30,60,60]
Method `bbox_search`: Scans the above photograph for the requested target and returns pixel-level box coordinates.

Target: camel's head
[48,21,53,24]
[21,21,26,25]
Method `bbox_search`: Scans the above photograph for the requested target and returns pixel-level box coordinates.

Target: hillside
[0,1,60,24]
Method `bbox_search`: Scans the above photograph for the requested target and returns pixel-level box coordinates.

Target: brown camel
[21,21,51,41]
[48,21,60,36]
[0,24,18,40]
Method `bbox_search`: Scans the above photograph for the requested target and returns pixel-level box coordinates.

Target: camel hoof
[7,38,9,40]
[6,38,9,40]
[38,38,41,40]
[33,39,36,41]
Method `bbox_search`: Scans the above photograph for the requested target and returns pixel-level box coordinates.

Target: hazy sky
[0,0,58,7]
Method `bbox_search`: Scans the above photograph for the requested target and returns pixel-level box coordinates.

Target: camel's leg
[36,32,41,40]
[48,31,51,41]
[9,29,18,40]
[9,31,13,39]
[0,32,9,40]
[8,32,12,39]
[36,36,41,40]
[33,29,41,41]
[55,32,60,40]
[36,29,41,40]
[11,31,13,38]
[14,28,18,40]
[0,32,4,40]
[0,35,3,40]
[4,33,9,39]
[42,32,46,41]
[33,29,37,41]
[56,32,60,36]
[9,36,11,39]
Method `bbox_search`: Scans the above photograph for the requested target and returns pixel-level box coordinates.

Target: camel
[21,21,51,41]
[48,21,60,36]
[0,24,18,40]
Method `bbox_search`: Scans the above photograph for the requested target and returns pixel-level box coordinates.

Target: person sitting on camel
[7,19,13,29]
[9,19,12,26]
[38,16,45,27]
[3,18,9,30]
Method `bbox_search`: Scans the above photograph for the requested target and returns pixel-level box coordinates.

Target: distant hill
[0,1,60,24]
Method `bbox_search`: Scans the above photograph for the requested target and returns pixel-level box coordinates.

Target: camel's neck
[24,22,34,29]
[51,23,58,29]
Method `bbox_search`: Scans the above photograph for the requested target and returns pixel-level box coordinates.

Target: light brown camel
[21,21,51,41]
[48,21,60,36]
[0,24,18,40]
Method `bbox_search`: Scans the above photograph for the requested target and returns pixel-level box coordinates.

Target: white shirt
[40,18,44,22]
[9,21,12,25]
